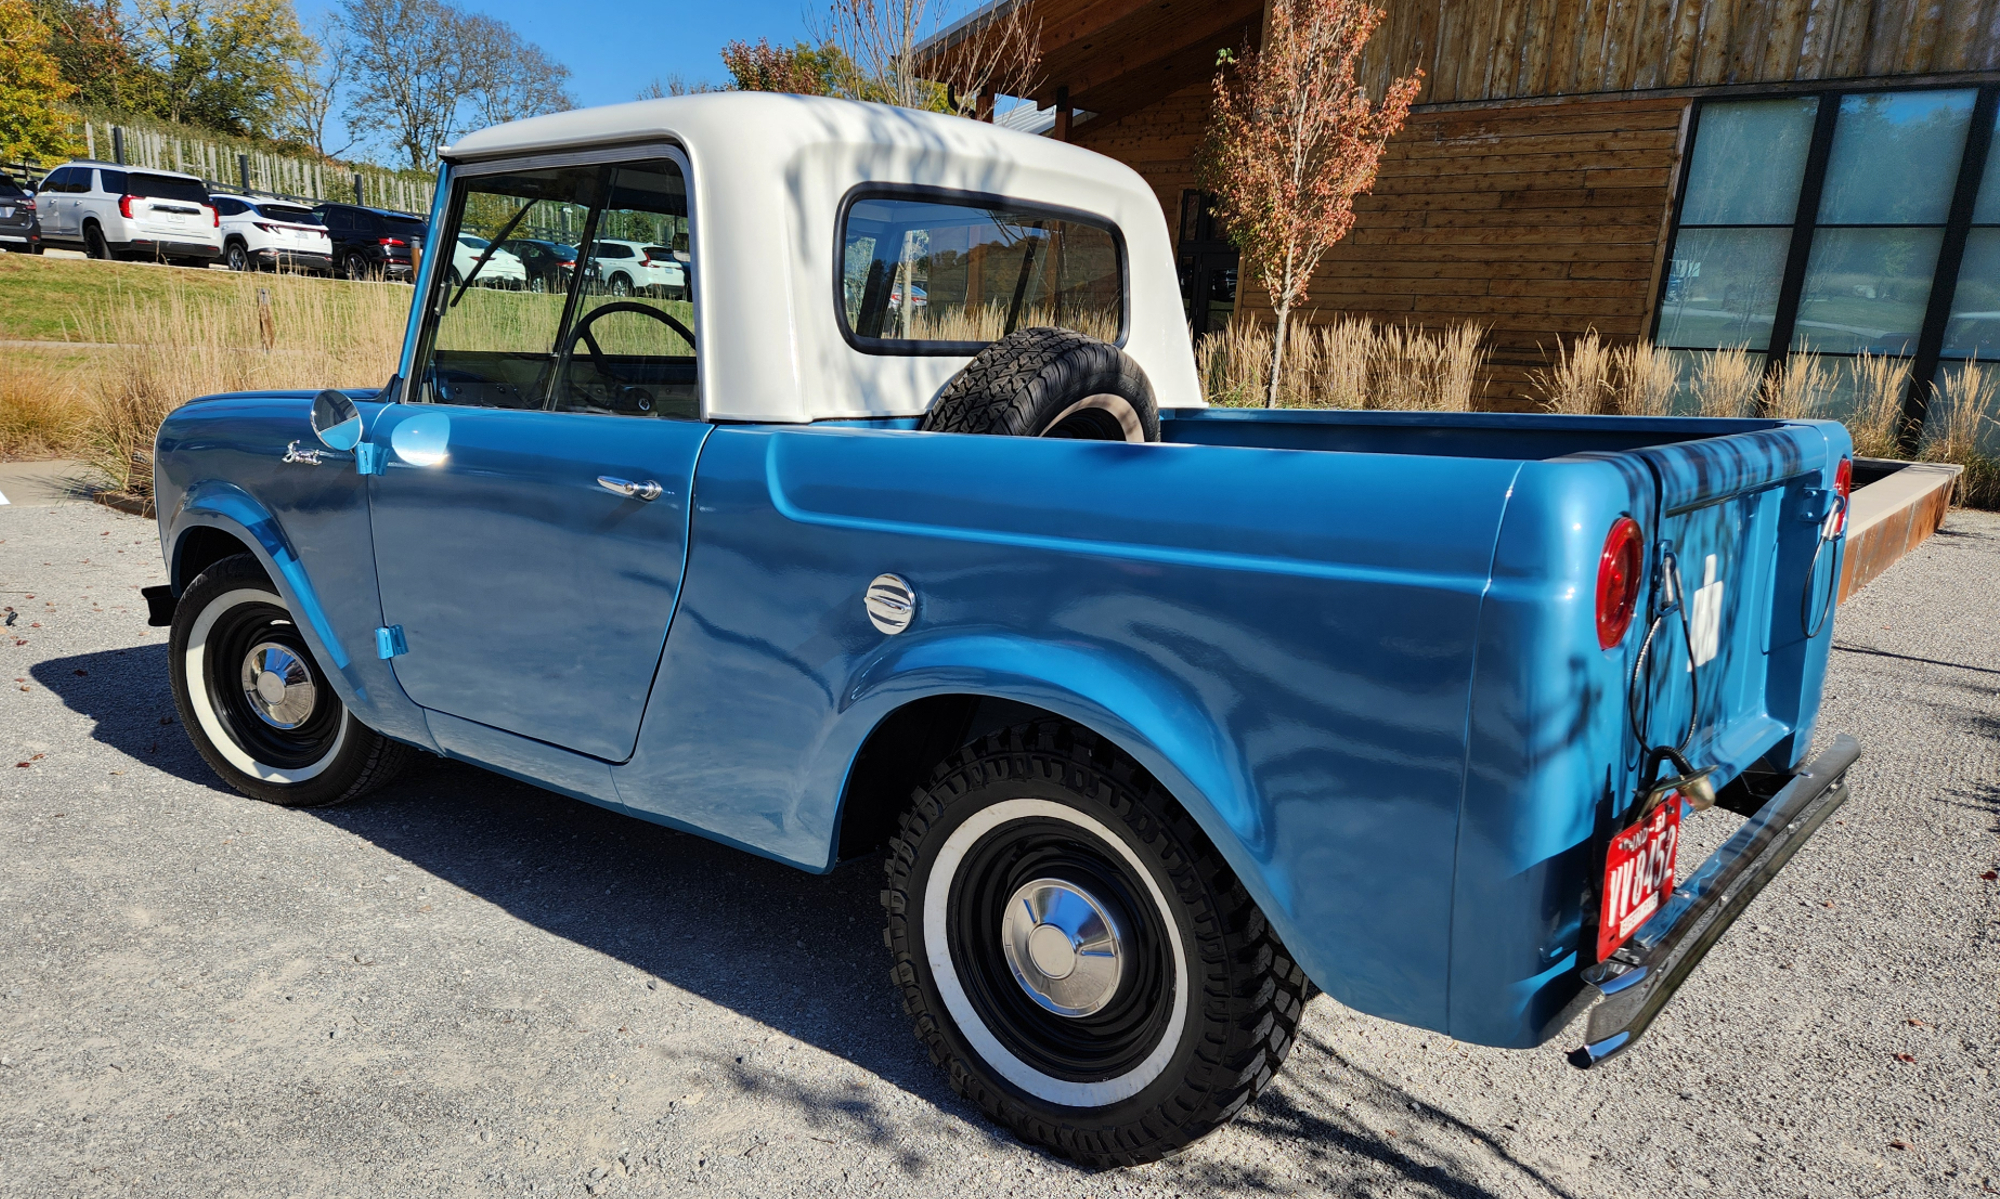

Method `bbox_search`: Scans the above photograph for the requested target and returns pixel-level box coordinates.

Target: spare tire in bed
[921,326,1159,443]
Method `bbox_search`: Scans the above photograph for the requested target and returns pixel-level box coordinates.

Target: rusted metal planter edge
[1838,458,1961,605]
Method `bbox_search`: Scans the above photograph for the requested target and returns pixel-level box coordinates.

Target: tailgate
[1631,420,1849,786]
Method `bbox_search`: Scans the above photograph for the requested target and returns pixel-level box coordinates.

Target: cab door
[366,153,705,762]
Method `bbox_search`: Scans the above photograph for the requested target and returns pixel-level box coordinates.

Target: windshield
[128,173,210,204]
[0,179,24,198]
[460,234,489,247]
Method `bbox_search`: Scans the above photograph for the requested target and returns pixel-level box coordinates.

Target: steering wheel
[558,300,696,394]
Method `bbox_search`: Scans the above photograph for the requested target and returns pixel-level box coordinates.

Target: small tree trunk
[1267,301,1292,408]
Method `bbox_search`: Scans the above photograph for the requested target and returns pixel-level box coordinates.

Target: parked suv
[212,193,334,274]
[311,202,428,281]
[0,176,42,253]
[35,162,220,265]
[496,237,578,293]
[587,238,686,297]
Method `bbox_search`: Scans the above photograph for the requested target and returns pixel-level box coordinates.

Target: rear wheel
[169,554,413,807]
[883,721,1310,1167]
[608,273,632,297]
[225,241,249,272]
[83,224,110,260]
[344,253,370,282]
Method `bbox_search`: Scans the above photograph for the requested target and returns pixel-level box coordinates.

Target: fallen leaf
[1907,1018,1928,1027]
[72,669,87,677]
[1894,1053,1915,1063]
[12,763,28,769]
[1982,871,1998,881]
[1889,1139,1909,1150]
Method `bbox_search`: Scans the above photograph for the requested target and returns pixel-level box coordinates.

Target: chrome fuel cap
[1001,878,1125,1017]
[240,642,317,729]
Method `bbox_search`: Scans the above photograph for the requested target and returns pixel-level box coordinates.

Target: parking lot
[2,499,1996,1198]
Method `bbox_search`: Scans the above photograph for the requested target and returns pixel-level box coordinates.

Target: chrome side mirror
[311,389,363,451]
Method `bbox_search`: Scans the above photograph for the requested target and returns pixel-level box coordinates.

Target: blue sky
[298,0,825,159]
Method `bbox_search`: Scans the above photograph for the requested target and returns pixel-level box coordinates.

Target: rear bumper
[1567,734,1861,1067]
[126,238,222,259]
[256,247,333,270]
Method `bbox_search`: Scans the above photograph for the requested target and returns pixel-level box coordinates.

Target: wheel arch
[820,643,1314,988]
[169,483,351,675]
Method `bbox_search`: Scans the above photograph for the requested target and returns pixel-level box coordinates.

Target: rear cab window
[838,191,1125,353]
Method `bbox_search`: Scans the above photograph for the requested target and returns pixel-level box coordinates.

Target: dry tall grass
[1196,317,1486,411]
[1610,341,1678,416]
[77,276,410,498]
[1759,352,1833,420]
[0,356,93,458]
[1923,357,1999,508]
[1844,351,1914,458]
[1531,330,1614,415]
[1693,346,1762,418]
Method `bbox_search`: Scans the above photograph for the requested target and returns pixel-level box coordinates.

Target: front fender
[165,481,435,751]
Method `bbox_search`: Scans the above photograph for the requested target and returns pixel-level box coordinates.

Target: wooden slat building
[928,0,2000,408]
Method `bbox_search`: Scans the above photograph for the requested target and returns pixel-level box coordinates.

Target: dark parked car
[311,202,428,281]
[496,237,579,293]
[0,176,41,253]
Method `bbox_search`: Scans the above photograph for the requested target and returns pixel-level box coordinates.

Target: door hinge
[375,625,407,659]
[356,443,387,475]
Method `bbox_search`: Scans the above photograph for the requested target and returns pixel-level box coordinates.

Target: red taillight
[1596,517,1645,650]
[21,199,34,212]
[118,195,135,219]
[378,237,405,247]
[253,221,275,232]
[211,207,219,228]
[1830,457,1853,536]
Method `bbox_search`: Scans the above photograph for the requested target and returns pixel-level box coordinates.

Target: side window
[322,208,351,232]
[41,168,73,193]
[418,156,695,420]
[215,198,243,216]
[838,193,1123,352]
[97,169,127,195]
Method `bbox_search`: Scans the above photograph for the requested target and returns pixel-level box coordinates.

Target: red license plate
[1598,799,1681,960]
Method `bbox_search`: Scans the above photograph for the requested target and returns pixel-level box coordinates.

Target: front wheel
[170,554,413,806]
[883,721,1310,1167]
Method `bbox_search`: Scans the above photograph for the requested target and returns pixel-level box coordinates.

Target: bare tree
[1198,0,1420,407]
[284,10,351,158]
[815,0,1038,115]
[341,0,475,169]
[637,74,720,99]
[460,11,573,129]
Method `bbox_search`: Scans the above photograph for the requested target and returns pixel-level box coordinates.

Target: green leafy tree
[131,0,312,138]
[29,0,161,113]
[1,0,80,161]
[719,38,849,96]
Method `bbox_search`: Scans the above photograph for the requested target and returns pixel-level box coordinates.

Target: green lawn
[0,253,357,343]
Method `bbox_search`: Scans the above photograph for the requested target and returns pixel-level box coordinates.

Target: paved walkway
[0,459,90,507]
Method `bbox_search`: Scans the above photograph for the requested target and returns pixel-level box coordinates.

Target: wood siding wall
[1080,90,1692,406]
[1362,0,2000,104]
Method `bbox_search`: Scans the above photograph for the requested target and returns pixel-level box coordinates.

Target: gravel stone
[1,500,1995,1197]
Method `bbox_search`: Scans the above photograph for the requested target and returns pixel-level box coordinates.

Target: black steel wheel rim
[203,599,341,770]
[945,815,1176,1083]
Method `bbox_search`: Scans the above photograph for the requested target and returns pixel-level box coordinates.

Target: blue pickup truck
[146,94,1859,1166]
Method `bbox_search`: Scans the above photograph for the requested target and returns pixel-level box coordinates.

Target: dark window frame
[1653,83,2000,447]
[831,183,1131,357]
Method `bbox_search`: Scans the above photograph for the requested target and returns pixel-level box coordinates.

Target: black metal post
[1760,93,1843,400]
[353,173,364,204]
[1897,86,1998,453]
[238,153,251,194]
[111,127,125,166]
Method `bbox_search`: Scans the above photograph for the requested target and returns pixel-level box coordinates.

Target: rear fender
[814,631,1319,1000]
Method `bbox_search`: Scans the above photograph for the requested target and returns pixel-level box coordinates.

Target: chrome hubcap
[240,641,316,729]
[1001,878,1125,1017]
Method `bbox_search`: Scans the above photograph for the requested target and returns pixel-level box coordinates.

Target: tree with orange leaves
[1199,0,1421,407]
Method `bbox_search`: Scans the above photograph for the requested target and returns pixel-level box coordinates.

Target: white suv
[35,161,221,266]
[588,238,686,297]
[451,234,528,289]
[212,193,333,274]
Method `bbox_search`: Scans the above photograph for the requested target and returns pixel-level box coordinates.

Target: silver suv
[36,161,222,265]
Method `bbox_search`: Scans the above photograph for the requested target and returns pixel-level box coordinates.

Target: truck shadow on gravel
[35,641,1567,1196]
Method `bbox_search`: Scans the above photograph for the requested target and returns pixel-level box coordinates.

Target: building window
[1654,86,1999,439]
[1176,191,1238,337]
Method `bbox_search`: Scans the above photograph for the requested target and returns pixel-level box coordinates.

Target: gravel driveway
[2,501,1996,1198]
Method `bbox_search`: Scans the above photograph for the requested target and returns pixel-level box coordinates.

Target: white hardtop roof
[442,94,1201,422]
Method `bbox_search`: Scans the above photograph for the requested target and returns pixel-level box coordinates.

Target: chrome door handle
[597,475,663,501]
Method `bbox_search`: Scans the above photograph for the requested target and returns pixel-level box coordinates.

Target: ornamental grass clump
[1611,341,1678,417]
[1845,351,1914,458]
[1694,346,1761,418]
[1531,330,1614,415]
[1760,352,1833,421]
[1923,357,2000,509]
